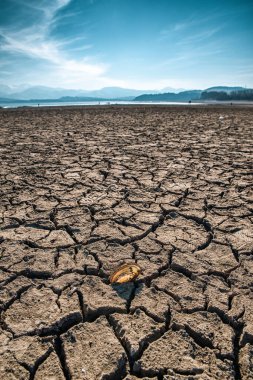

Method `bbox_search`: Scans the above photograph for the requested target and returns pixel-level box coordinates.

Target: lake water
[0,100,203,108]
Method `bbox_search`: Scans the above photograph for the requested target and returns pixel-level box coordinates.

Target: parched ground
[0,105,253,380]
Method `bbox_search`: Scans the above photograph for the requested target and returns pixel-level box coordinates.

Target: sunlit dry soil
[0,105,253,379]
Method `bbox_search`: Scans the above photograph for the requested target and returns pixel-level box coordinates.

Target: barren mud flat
[0,105,253,379]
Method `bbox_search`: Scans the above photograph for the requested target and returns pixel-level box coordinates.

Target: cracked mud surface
[0,105,253,379]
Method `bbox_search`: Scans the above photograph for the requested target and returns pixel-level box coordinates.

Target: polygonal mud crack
[62,316,127,379]
[171,242,238,276]
[131,284,171,322]
[85,241,134,276]
[0,228,75,248]
[229,292,253,346]
[154,215,208,252]
[3,286,82,336]
[0,352,30,380]
[153,269,205,312]
[77,275,134,319]
[0,329,54,379]
[203,274,231,317]
[0,276,33,309]
[134,329,234,379]
[171,310,235,358]
[109,308,165,359]
[34,351,65,380]
[239,343,253,380]
[0,240,56,276]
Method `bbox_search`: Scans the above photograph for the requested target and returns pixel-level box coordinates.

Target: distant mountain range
[0,84,185,101]
[0,96,108,104]
[0,85,251,103]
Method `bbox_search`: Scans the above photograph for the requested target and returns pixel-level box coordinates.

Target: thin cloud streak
[177,26,224,46]
[1,33,106,75]
[0,0,108,82]
[160,12,221,37]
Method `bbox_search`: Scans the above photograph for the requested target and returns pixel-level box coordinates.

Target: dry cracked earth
[0,105,253,380]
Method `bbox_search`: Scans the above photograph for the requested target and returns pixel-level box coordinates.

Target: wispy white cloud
[149,45,222,75]
[176,26,223,46]
[160,15,197,36]
[160,11,226,40]
[16,0,71,20]
[0,0,109,87]
[68,44,93,52]
[1,32,106,75]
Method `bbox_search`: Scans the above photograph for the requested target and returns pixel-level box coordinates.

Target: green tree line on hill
[201,89,253,101]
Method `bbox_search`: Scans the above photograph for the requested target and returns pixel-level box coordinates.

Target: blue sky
[0,0,252,90]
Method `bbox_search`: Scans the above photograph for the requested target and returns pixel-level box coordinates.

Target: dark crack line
[26,348,53,380]
[107,314,134,374]
[0,283,33,312]
[233,322,244,380]
[12,311,82,339]
[54,336,72,380]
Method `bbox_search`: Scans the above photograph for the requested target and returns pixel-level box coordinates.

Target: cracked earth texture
[0,105,253,380]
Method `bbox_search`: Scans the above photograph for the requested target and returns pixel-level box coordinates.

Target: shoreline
[1,100,253,110]
[1,102,253,111]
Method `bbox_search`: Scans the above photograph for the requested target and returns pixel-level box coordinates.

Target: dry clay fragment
[109,309,165,359]
[110,263,141,284]
[0,329,29,380]
[0,352,29,380]
[239,343,253,380]
[34,352,65,380]
[171,311,235,358]
[78,275,134,318]
[134,329,234,379]
[62,316,127,379]
[131,284,171,322]
[3,286,82,336]
[0,329,52,380]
